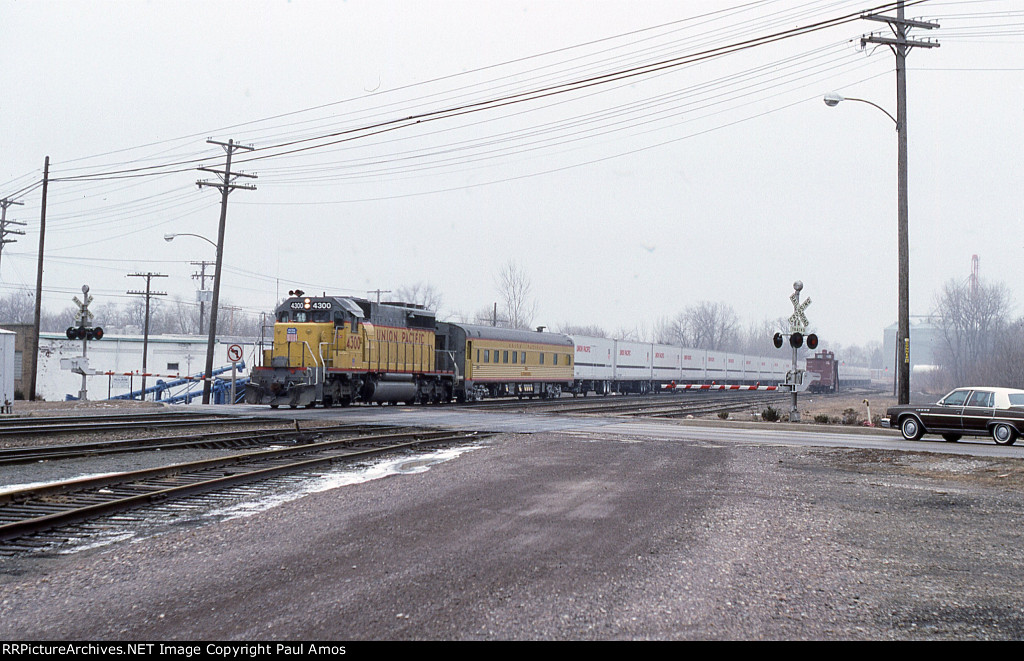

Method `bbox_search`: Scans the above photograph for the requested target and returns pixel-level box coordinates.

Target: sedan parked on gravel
[882,387,1024,445]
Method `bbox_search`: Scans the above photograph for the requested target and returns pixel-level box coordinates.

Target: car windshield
[941,389,970,406]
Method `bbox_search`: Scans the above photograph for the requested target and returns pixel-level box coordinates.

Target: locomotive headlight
[303,298,311,309]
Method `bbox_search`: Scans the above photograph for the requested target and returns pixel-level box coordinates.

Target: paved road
[2,411,1024,640]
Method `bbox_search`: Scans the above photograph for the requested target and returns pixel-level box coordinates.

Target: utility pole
[127,272,168,400]
[191,259,215,334]
[29,156,49,401]
[196,138,257,405]
[368,289,391,304]
[0,198,26,278]
[861,0,939,406]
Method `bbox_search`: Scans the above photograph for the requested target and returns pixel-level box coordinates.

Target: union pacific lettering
[374,328,429,344]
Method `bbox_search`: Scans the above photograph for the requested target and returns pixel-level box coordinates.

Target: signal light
[789,332,803,348]
[67,326,104,341]
[773,332,783,349]
[806,333,818,350]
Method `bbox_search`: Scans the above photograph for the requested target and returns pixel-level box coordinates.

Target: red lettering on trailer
[576,345,591,353]
[655,352,665,359]
[619,349,631,356]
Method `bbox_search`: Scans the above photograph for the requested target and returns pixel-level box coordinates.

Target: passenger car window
[1009,394,1024,406]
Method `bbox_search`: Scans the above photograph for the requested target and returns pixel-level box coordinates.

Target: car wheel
[992,423,1017,446]
[942,433,961,443]
[900,416,924,441]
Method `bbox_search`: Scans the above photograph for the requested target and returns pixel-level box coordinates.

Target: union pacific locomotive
[245,294,575,407]
[246,293,856,408]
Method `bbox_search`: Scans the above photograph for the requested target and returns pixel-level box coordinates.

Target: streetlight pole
[165,233,216,335]
[824,2,938,406]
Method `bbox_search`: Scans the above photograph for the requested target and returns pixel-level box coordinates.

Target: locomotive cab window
[277,311,290,322]
[294,312,309,323]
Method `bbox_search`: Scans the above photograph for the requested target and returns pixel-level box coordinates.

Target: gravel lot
[2,426,1024,640]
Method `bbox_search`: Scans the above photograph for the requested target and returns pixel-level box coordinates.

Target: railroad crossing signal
[68,285,103,342]
[789,290,811,333]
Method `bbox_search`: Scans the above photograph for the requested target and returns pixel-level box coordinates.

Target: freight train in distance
[245,293,863,408]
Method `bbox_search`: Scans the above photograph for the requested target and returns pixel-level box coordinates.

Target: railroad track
[0,410,277,437]
[0,427,487,554]
[465,390,789,418]
[0,422,403,465]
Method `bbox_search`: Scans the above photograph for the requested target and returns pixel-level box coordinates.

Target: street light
[822,93,897,126]
[824,91,910,405]
[164,232,217,249]
[164,231,217,348]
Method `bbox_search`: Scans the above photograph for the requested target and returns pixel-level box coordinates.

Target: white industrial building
[35,332,257,403]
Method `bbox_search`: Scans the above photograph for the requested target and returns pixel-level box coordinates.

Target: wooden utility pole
[861,0,939,405]
[191,259,215,334]
[196,139,256,405]
[29,157,49,401]
[0,197,25,278]
[127,272,168,399]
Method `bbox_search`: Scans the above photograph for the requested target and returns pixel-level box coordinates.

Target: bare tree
[472,304,509,327]
[736,317,787,356]
[394,282,444,312]
[0,291,35,324]
[935,278,1012,384]
[653,313,689,346]
[686,301,739,350]
[653,302,740,350]
[557,323,608,337]
[987,317,1024,388]
[495,260,537,330]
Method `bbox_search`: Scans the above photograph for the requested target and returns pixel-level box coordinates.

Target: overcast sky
[1,0,1021,349]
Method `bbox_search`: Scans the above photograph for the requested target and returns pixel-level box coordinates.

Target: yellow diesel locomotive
[245,294,574,407]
